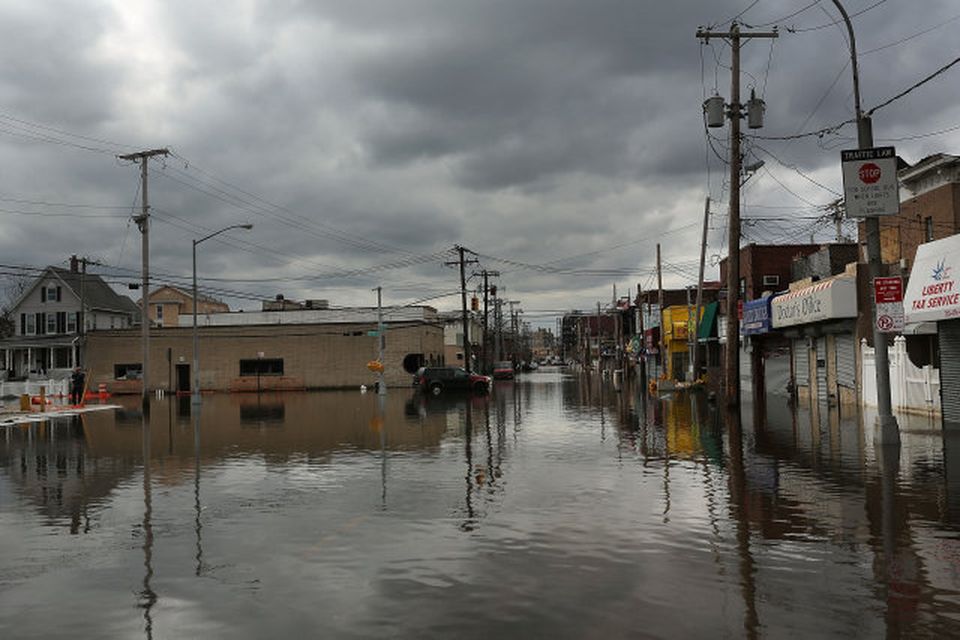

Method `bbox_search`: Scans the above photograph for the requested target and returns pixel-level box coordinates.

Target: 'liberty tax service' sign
[904,233,960,324]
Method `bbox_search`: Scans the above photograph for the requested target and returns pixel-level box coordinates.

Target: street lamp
[192,223,253,403]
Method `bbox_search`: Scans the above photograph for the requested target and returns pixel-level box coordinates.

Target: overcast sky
[1,0,958,327]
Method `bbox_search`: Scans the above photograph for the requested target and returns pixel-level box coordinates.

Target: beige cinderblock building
[85,306,444,394]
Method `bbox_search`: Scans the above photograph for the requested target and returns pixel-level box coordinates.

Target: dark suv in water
[414,366,491,395]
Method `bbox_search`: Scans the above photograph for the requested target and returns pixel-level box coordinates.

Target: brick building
[869,153,960,269]
[719,243,821,302]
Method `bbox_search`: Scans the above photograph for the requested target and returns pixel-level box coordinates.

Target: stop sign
[859,162,881,184]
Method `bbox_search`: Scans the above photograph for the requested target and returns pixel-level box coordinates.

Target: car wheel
[430,383,443,396]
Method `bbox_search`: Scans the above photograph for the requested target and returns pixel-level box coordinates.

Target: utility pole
[118,148,169,410]
[656,243,664,377]
[830,0,899,443]
[446,246,478,373]
[697,23,777,406]
[376,286,386,396]
[637,282,646,383]
[693,196,710,379]
[474,269,499,374]
[508,300,520,366]
[73,255,105,367]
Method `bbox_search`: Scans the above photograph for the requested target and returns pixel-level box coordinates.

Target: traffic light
[490,285,497,296]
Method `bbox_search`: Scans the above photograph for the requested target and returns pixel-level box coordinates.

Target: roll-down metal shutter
[816,337,828,407]
[794,339,809,386]
[940,319,960,427]
[835,333,856,389]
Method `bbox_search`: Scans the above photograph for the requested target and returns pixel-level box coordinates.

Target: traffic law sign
[841,147,900,217]
[874,276,904,333]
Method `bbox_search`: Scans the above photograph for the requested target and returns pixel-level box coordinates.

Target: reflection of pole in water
[193,406,203,577]
[379,392,387,508]
[139,412,156,639]
[725,406,759,639]
[462,402,475,530]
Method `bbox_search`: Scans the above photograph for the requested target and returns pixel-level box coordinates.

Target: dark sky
[1,0,958,326]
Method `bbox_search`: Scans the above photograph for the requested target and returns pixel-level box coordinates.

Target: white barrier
[0,379,71,400]
[861,337,941,417]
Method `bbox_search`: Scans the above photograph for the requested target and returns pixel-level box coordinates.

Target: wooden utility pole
[656,243,664,377]
[446,246,478,373]
[475,269,499,374]
[693,196,710,379]
[118,148,169,409]
[637,282,646,383]
[696,24,777,406]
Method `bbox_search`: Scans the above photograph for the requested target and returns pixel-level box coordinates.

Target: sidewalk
[0,401,119,426]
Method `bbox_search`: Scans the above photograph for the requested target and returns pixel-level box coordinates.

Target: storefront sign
[904,233,960,324]
[841,146,900,217]
[771,278,857,329]
[874,276,904,333]
[741,297,773,336]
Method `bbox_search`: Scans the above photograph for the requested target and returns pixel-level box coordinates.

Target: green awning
[697,301,719,340]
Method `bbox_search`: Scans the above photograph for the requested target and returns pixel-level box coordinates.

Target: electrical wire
[860,11,960,56]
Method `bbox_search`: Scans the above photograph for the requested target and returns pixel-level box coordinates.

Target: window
[114,363,143,379]
[156,304,164,321]
[925,216,934,242]
[67,312,77,333]
[25,314,36,335]
[240,358,284,376]
[36,312,45,335]
[738,278,746,296]
[43,284,59,303]
[762,275,780,287]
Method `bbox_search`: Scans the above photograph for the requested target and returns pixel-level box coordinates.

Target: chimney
[70,255,79,273]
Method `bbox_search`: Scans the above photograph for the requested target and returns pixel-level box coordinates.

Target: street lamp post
[829,0,899,445]
[192,224,253,404]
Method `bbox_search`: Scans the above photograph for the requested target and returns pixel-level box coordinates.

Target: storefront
[772,277,858,409]
[904,233,960,428]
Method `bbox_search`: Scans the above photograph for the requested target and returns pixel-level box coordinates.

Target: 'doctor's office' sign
[771,278,857,329]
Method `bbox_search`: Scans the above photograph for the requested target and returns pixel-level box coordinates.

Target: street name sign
[841,146,900,217]
[874,276,904,333]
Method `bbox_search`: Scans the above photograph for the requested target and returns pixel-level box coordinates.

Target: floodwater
[2,368,960,639]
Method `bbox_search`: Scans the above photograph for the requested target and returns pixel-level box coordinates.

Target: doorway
[176,364,190,394]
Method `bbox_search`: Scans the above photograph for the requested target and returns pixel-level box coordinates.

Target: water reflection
[1,373,960,637]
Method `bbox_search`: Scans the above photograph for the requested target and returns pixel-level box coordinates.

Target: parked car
[414,366,491,395]
[492,361,515,380]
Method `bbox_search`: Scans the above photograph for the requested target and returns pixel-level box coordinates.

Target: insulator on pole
[704,95,725,128]
[747,89,765,129]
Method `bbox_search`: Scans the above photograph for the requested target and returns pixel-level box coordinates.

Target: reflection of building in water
[0,416,139,532]
[83,393,455,467]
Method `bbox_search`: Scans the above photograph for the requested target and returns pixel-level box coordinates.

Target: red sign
[737,300,743,320]
[859,163,882,184]
[874,276,903,303]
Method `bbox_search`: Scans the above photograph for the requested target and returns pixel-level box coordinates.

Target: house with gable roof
[0,256,139,378]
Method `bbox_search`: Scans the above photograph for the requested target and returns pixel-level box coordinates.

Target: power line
[786,0,887,33]
[860,11,960,56]
[868,55,960,116]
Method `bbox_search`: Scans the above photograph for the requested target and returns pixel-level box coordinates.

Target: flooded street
[3,368,960,638]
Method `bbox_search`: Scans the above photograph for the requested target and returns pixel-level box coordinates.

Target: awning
[698,301,718,339]
[903,232,960,324]
[771,277,857,328]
